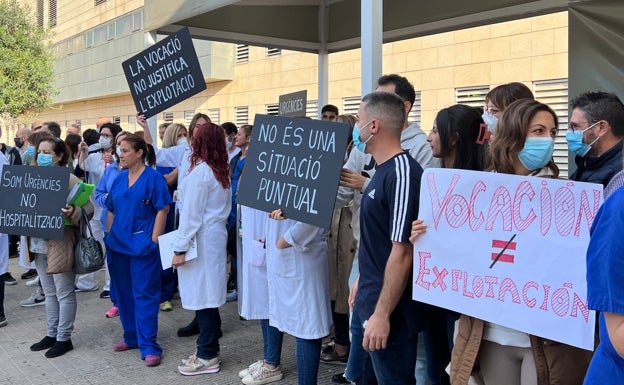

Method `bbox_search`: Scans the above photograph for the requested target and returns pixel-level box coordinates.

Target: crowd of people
[1,72,624,385]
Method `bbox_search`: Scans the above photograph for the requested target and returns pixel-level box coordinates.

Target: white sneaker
[177,354,220,376]
[20,289,45,307]
[239,360,263,378]
[242,363,283,385]
[26,277,40,287]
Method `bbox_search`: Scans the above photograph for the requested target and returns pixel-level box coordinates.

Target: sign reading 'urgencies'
[237,114,350,229]
[0,165,70,240]
[122,27,206,118]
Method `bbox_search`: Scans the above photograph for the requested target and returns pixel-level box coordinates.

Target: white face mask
[99,136,112,149]
[226,138,233,150]
[177,137,187,146]
[115,147,122,158]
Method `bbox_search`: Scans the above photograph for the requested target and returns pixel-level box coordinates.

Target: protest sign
[0,165,70,240]
[412,168,602,350]
[121,27,206,118]
[237,114,350,229]
[279,90,307,117]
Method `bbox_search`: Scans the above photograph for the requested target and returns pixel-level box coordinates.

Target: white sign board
[413,169,602,350]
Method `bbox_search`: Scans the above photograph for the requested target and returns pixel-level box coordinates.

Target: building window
[112,116,121,125]
[207,108,221,125]
[265,104,279,116]
[235,106,249,126]
[455,86,490,107]
[48,0,57,28]
[306,101,319,119]
[407,91,422,125]
[116,14,134,38]
[127,115,137,132]
[37,0,44,28]
[184,110,195,126]
[533,79,569,178]
[342,96,361,116]
[236,44,249,63]
[266,47,281,58]
[163,112,174,123]
[107,23,115,40]
[94,0,107,6]
[132,11,142,31]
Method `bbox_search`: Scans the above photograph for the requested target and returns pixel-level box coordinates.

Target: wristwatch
[173,251,186,255]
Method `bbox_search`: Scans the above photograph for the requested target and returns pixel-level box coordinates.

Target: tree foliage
[0,0,56,119]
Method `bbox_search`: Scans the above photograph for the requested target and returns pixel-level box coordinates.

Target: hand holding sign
[237,114,350,229]
[122,27,206,118]
[409,219,427,244]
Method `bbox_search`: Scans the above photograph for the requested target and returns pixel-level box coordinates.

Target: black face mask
[14,138,24,148]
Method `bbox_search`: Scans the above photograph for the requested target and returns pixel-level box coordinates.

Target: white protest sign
[413,169,602,350]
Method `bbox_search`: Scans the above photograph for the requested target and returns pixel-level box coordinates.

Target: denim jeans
[367,309,417,385]
[34,253,77,342]
[196,307,221,359]
[345,308,377,385]
[261,319,283,365]
[296,337,322,385]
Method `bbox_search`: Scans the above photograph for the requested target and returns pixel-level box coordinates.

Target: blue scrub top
[584,187,624,383]
[104,167,172,257]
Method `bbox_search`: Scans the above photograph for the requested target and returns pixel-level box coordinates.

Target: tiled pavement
[0,258,343,384]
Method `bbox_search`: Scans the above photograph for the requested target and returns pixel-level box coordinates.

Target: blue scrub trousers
[109,248,162,358]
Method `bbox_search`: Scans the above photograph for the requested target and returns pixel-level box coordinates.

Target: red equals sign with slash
[491,238,517,264]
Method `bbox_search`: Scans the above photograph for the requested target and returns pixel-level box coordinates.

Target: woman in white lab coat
[171,122,231,376]
[265,209,332,385]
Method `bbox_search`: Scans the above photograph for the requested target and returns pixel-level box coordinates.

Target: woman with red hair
[170,122,231,376]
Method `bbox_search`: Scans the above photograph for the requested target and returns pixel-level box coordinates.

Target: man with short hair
[568,91,624,187]
[15,127,32,164]
[67,123,81,136]
[334,74,438,385]
[353,91,423,384]
[95,117,111,130]
[42,122,62,138]
[31,120,44,132]
[322,104,339,121]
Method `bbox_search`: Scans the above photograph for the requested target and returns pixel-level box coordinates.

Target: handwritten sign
[0,165,70,240]
[279,90,307,117]
[412,169,602,350]
[237,114,350,229]
[121,27,206,118]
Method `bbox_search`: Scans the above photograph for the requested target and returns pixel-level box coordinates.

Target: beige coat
[327,202,357,314]
[25,174,94,274]
[450,315,594,385]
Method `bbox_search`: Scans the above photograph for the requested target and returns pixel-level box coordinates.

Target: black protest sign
[279,90,307,117]
[0,165,70,239]
[237,114,350,229]
[122,27,206,118]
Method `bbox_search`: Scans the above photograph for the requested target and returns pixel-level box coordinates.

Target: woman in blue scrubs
[104,133,171,367]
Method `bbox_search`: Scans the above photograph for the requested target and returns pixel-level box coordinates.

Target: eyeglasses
[568,120,599,132]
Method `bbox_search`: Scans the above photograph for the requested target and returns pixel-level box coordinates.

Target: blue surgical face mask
[352,120,373,153]
[565,121,600,157]
[518,137,554,171]
[26,145,35,157]
[482,112,498,135]
[37,153,54,167]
